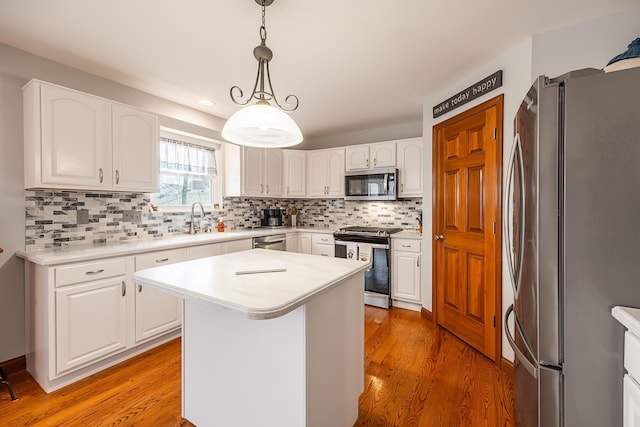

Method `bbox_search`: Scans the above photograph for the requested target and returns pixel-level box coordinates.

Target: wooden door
[433,95,503,361]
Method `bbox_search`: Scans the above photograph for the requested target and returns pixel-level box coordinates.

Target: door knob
[434,234,444,241]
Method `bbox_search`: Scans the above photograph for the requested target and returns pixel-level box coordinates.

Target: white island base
[132,249,367,427]
[183,273,363,427]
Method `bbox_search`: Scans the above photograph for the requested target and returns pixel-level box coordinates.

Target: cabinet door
[345,145,370,171]
[326,149,345,196]
[264,149,282,197]
[307,151,328,197]
[370,141,396,168]
[242,147,265,196]
[299,234,312,254]
[40,83,111,188]
[286,234,298,252]
[624,375,640,427]
[189,243,223,260]
[312,243,335,257]
[392,251,421,302]
[56,278,127,375]
[135,249,185,343]
[112,104,159,192]
[283,150,306,197]
[222,239,253,254]
[397,138,423,197]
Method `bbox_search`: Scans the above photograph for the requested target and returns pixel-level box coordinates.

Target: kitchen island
[132,248,368,427]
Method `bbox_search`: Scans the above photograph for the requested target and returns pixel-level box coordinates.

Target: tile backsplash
[24,190,422,250]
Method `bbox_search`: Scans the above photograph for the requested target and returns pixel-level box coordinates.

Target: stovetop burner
[334,226,403,237]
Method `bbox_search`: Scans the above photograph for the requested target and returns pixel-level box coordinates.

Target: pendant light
[221,0,302,148]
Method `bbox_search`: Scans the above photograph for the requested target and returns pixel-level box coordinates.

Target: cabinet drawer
[625,331,640,381]
[393,239,421,252]
[55,258,126,287]
[135,248,186,271]
[312,234,334,245]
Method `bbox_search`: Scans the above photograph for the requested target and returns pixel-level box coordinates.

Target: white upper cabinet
[231,146,282,197]
[112,104,159,192]
[307,148,344,197]
[282,150,306,197]
[23,79,159,192]
[396,137,423,197]
[345,141,396,171]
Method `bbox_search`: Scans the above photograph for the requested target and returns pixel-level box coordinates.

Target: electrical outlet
[123,210,142,224]
[77,209,89,225]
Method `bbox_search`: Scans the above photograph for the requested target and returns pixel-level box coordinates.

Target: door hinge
[492,222,496,234]
[493,316,496,328]
[493,128,497,140]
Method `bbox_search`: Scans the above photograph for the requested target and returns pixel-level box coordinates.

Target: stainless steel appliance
[252,234,286,251]
[504,67,640,427]
[260,208,286,228]
[344,168,397,200]
[334,226,402,308]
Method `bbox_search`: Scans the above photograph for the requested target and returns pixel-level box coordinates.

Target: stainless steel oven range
[334,226,402,308]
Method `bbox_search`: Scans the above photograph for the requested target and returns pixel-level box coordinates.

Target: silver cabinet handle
[138,284,142,293]
[402,244,411,248]
[417,256,420,267]
[261,184,264,193]
[99,168,104,183]
[373,158,377,166]
[85,269,105,275]
[115,170,120,184]
[121,281,126,297]
[155,257,169,263]
[400,183,404,193]
[266,184,269,194]
[366,158,369,167]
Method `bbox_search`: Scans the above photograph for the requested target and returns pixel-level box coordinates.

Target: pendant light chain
[260,0,267,43]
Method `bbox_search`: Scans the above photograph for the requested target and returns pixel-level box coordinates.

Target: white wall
[422,5,640,361]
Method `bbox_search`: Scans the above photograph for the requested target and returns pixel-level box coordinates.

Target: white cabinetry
[23,79,159,192]
[345,141,396,171]
[298,233,312,254]
[134,249,185,343]
[311,233,335,257]
[189,243,223,260]
[286,234,298,253]
[307,148,345,197]
[396,137,423,197]
[391,238,421,310]
[227,145,282,197]
[222,238,253,254]
[54,259,128,375]
[625,329,640,427]
[282,150,306,197]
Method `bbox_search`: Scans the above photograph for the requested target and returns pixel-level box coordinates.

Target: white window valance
[160,137,217,177]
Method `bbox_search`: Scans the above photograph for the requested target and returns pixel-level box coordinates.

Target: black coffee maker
[260,208,285,227]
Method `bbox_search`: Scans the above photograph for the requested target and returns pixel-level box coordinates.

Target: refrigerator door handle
[505,304,538,379]
[504,133,526,298]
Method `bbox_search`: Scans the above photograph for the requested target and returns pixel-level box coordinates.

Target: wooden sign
[432,70,503,118]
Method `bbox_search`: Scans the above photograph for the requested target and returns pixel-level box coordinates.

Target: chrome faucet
[189,202,206,234]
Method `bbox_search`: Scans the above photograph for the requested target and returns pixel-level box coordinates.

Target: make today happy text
[433,70,503,118]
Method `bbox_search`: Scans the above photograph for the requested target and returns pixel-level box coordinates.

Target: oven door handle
[383,173,388,195]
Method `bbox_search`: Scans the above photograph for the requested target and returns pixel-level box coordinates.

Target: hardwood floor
[0,307,514,426]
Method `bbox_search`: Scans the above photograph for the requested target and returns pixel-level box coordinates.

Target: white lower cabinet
[286,234,298,253]
[55,277,127,375]
[189,243,223,260]
[134,249,186,344]
[391,238,421,310]
[222,238,252,254]
[298,233,312,254]
[311,233,335,257]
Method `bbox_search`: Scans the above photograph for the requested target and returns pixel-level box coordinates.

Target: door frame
[431,94,504,364]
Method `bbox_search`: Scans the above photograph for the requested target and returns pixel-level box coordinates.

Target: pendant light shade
[222,0,303,148]
[221,102,303,148]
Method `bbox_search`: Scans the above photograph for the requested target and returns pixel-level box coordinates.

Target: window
[154,129,221,209]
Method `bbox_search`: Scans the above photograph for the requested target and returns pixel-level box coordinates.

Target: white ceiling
[0,0,636,139]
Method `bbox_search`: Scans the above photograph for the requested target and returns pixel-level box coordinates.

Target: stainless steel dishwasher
[252,234,286,251]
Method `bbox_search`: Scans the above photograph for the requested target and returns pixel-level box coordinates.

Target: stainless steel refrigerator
[504,66,640,427]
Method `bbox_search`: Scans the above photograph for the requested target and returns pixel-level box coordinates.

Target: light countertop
[132,248,369,320]
[612,306,640,338]
[16,227,334,266]
[392,230,423,240]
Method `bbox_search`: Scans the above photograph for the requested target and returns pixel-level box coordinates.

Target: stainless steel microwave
[344,168,397,200]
